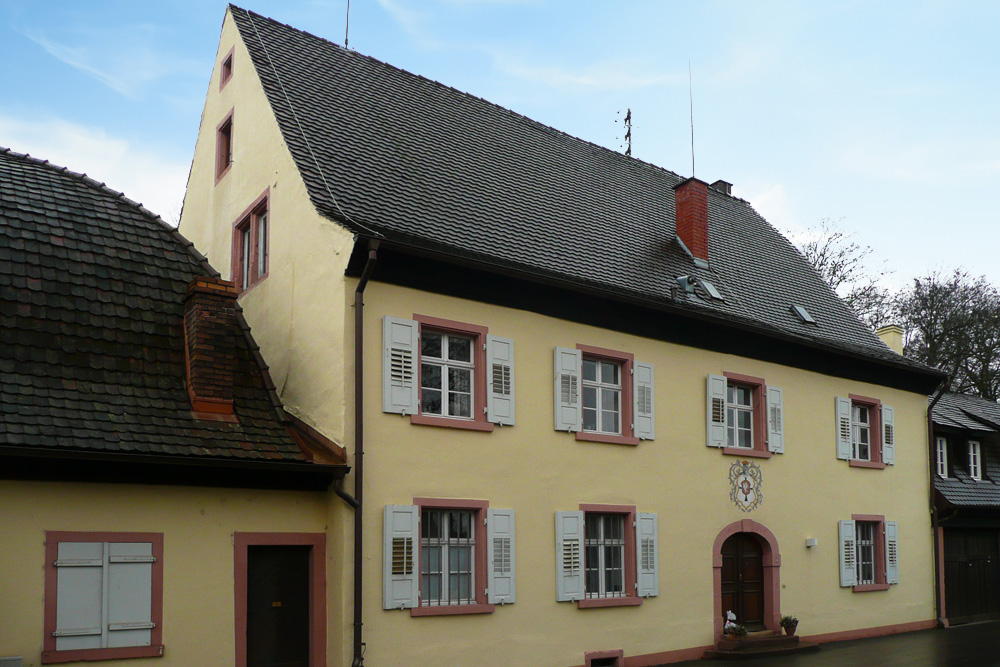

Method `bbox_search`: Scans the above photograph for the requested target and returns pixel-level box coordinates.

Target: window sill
[849,460,886,469]
[577,596,643,609]
[42,645,165,664]
[722,447,771,459]
[410,603,495,617]
[852,583,890,592]
[575,431,640,446]
[215,163,233,185]
[409,414,495,432]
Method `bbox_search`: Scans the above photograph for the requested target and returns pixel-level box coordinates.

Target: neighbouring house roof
[0,148,342,486]
[229,5,941,384]
[932,392,1000,507]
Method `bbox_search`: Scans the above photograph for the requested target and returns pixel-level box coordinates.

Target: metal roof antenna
[345,0,351,48]
[689,60,695,177]
[615,108,632,156]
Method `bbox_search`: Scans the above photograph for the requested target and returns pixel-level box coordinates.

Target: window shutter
[382,316,419,415]
[839,519,857,587]
[383,505,419,609]
[487,508,516,604]
[767,386,784,454]
[554,511,584,601]
[486,335,515,426]
[633,361,655,440]
[882,405,895,465]
[54,542,105,651]
[706,374,727,448]
[835,397,852,460]
[635,512,659,598]
[885,521,899,584]
[106,543,154,648]
[553,347,582,432]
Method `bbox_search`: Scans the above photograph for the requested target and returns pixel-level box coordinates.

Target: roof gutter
[351,238,379,667]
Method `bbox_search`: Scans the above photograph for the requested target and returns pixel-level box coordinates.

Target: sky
[1,0,998,289]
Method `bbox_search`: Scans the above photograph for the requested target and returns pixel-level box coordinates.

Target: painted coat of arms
[729,460,763,512]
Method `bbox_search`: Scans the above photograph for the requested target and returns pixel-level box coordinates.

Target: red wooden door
[721,533,765,629]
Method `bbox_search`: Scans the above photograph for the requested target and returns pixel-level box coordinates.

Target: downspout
[352,238,379,667]
[928,378,950,628]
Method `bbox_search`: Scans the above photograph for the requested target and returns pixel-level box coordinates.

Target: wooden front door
[944,529,1000,624]
[721,533,765,629]
[247,545,311,667]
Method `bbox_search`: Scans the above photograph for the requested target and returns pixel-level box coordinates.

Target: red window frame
[219,46,234,90]
[42,531,164,664]
[849,394,884,469]
[721,372,770,459]
[231,189,270,293]
[215,108,234,183]
[576,344,639,446]
[410,314,493,432]
[577,503,641,609]
[410,497,494,616]
[851,514,889,592]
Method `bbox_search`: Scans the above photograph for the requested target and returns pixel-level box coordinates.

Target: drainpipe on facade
[928,377,951,629]
[352,238,379,667]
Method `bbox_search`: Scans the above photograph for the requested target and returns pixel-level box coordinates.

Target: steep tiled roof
[0,148,308,463]
[229,6,938,376]
[932,392,1000,506]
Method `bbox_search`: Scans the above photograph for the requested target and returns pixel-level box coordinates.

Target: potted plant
[780,615,799,636]
[727,623,749,639]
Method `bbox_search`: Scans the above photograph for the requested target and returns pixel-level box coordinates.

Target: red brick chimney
[674,177,710,262]
[183,276,240,421]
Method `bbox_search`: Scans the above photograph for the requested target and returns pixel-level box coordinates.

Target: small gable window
[220,47,234,90]
[215,110,234,182]
[231,191,269,291]
[968,440,982,481]
[936,437,949,478]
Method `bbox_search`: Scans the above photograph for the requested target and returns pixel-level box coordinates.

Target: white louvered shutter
[487,508,516,604]
[635,512,659,598]
[486,335,515,426]
[382,317,419,415]
[835,397,853,460]
[882,405,895,465]
[383,505,419,609]
[553,347,582,432]
[555,511,584,601]
[106,542,154,648]
[633,362,655,440]
[707,374,727,447]
[885,521,899,584]
[767,386,784,454]
[54,542,105,651]
[839,520,857,587]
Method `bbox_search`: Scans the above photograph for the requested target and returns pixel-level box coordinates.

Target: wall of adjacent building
[0,480,329,666]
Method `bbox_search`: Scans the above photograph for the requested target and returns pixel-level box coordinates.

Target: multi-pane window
[855,521,876,585]
[584,513,625,599]
[726,384,753,448]
[969,441,982,481]
[936,437,949,478]
[420,509,475,606]
[582,358,621,435]
[852,404,871,461]
[420,332,473,418]
[233,198,268,291]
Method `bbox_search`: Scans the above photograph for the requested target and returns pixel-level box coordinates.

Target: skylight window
[791,305,816,324]
[700,280,723,300]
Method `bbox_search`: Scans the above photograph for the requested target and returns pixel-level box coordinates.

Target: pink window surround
[411,498,494,616]
[849,394,885,469]
[42,531,164,664]
[215,107,234,184]
[577,503,641,609]
[410,315,494,432]
[230,188,270,293]
[851,514,890,592]
[575,344,640,446]
[720,371,771,459]
[712,520,781,637]
[584,648,624,667]
[219,46,234,90]
[233,532,326,667]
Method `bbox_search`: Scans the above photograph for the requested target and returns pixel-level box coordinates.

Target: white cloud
[0,113,188,224]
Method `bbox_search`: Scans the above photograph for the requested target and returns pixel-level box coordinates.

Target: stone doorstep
[702,641,820,661]
[716,632,801,651]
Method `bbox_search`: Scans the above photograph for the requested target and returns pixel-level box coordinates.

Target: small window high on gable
[220,48,234,90]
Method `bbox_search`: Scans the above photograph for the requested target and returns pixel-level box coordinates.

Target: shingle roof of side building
[0,147,312,464]
[932,392,1000,507]
[229,6,938,376]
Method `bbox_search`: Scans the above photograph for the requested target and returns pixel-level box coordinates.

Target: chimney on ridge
[876,324,905,355]
[674,177,710,263]
[184,276,240,420]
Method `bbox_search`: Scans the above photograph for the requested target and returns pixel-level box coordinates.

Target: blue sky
[2,1,998,288]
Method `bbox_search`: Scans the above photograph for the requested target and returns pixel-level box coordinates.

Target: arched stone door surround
[712,519,781,637]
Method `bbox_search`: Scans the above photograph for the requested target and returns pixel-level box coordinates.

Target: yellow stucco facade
[173,8,938,666]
